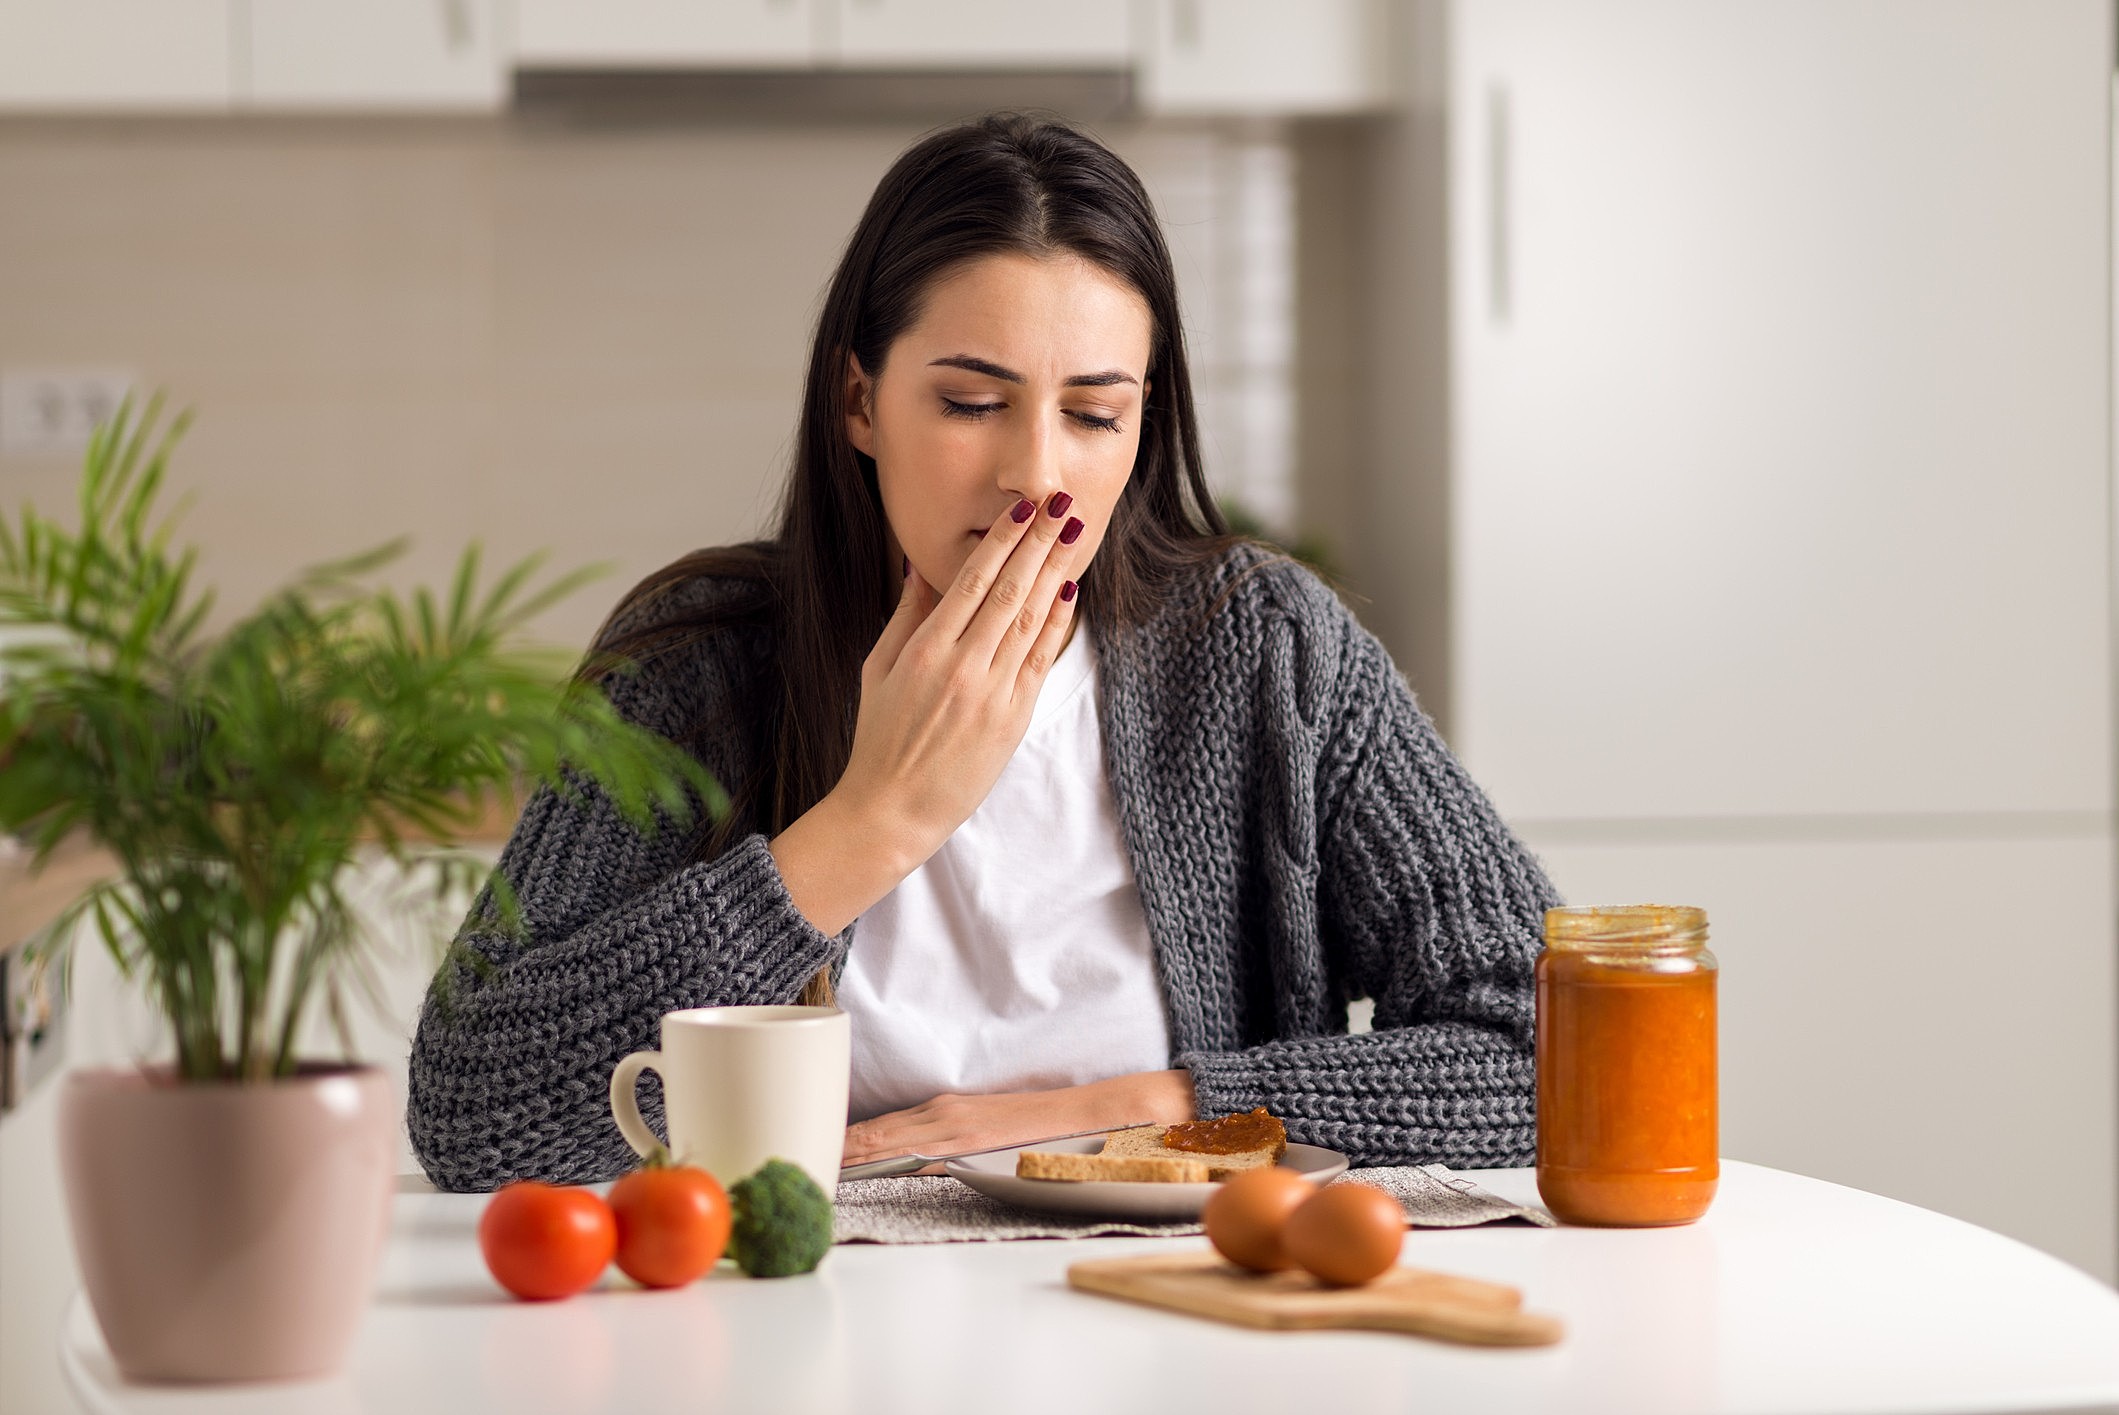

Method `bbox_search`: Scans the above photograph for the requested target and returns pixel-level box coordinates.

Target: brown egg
[1282,1182,1405,1286]
[1202,1166,1317,1272]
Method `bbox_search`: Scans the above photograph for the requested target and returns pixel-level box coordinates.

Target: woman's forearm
[840,1067,1199,1169]
[1179,1023,1535,1168]
[768,789,928,938]
[1080,1066,1198,1128]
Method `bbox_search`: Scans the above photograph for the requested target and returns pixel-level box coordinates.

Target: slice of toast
[1015,1150,1211,1183]
[1100,1109,1289,1181]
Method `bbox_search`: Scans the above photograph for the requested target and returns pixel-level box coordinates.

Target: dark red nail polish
[1011,498,1035,523]
[1046,491,1073,518]
[1059,516,1084,545]
[1060,579,1078,603]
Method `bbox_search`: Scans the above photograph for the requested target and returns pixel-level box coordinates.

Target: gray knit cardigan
[406,543,1561,1192]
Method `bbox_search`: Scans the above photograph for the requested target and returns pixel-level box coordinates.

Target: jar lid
[1544,904,1707,947]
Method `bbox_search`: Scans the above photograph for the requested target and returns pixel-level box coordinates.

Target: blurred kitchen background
[1,1,2112,1406]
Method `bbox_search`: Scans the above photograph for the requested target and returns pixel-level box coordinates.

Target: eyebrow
[927,354,1138,389]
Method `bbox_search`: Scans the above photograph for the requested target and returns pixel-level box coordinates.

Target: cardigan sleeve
[1175,599,1561,1170]
[405,627,849,1193]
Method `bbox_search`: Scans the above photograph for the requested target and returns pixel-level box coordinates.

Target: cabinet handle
[440,0,472,52]
[1173,0,1202,51]
[1487,81,1512,325]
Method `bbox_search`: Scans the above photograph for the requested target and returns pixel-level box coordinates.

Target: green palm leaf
[0,395,725,1082]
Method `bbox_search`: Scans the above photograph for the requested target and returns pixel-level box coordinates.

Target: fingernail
[1046,491,1073,519]
[902,555,911,578]
[1011,498,1035,523]
[1059,516,1084,545]
[1060,579,1078,603]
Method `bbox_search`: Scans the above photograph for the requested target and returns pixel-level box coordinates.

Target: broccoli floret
[728,1158,833,1278]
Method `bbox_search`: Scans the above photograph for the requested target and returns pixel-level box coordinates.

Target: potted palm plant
[0,397,720,1383]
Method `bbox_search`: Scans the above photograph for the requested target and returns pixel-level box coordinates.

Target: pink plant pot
[57,1061,397,1383]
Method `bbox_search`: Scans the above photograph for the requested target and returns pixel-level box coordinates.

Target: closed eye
[939,397,1123,434]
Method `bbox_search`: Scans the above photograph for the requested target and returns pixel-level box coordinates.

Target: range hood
[510,67,1136,124]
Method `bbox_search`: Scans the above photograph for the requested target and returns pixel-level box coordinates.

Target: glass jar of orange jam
[1536,904,1718,1227]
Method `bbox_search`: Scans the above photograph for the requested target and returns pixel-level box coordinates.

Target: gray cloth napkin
[832,1165,1556,1245]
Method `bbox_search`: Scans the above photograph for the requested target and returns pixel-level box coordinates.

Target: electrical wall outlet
[0,369,139,459]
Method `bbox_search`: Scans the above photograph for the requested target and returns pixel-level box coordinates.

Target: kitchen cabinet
[0,0,1388,115]
[1135,0,1388,115]
[0,0,231,111]
[1362,0,2117,1281]
[512,0,820,69]
[511,0,1130,72]
[0,1,506,113]
[510,0,1378,112]
[1448,0,2111,823]
[834,0,1132,70]
[247,0,506,110]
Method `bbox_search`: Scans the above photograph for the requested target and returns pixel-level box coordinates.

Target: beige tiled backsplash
[0,116,1304,652]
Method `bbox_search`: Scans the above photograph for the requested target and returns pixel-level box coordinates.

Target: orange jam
[1161,1107,1286,1156]
[1536,905,1718,1227]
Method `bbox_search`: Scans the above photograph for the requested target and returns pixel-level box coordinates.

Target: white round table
[60,1160,2119,1415]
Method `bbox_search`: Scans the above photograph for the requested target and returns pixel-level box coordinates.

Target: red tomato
[479,1181,617,1301]
[608,1162,732,1289]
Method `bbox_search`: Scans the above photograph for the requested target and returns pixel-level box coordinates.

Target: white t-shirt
[838,626,1171,1123]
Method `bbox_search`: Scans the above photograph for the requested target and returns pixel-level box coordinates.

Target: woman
[406,113,1559,1193]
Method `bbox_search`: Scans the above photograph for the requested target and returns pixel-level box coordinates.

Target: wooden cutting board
[1066,1250,1564,1347]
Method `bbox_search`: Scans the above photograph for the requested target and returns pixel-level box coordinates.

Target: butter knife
[838,1121,1151,1183]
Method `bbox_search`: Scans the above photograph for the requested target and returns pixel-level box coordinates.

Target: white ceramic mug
[609,1005,850,1194]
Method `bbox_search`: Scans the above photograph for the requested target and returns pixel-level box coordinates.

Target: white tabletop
[59,1159,2119,1415]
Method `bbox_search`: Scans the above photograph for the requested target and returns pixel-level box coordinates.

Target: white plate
[945,1136,1350,1221]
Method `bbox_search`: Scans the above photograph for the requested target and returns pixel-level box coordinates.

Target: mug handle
[608,1050,665,1160]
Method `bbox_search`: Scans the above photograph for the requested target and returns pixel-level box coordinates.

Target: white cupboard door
[1450,0,2112,821]
[246,0,505,109]
[512,0,819,69]
[832,0,1131,69]
[1523,827,2118,1285]
[0,0,231,111]
[1137,0,1386,115]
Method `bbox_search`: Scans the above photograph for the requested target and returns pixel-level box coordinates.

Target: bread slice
[1015,1150,1211,1183]
[1100,1109,1289,1181]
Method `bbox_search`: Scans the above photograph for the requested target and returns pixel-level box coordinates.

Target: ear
[844,351,877,458]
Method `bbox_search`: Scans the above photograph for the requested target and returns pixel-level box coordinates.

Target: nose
[1000,404,1066,511]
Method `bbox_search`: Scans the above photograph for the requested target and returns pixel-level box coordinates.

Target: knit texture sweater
[406,544,1562,1192]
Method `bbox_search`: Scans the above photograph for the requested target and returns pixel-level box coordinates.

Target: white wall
[0,116,1305,650]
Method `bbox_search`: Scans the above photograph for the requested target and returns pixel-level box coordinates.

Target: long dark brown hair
[597,113,1240,1004]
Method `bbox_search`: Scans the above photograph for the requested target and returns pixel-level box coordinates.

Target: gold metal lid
[1544,904,1708,947]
